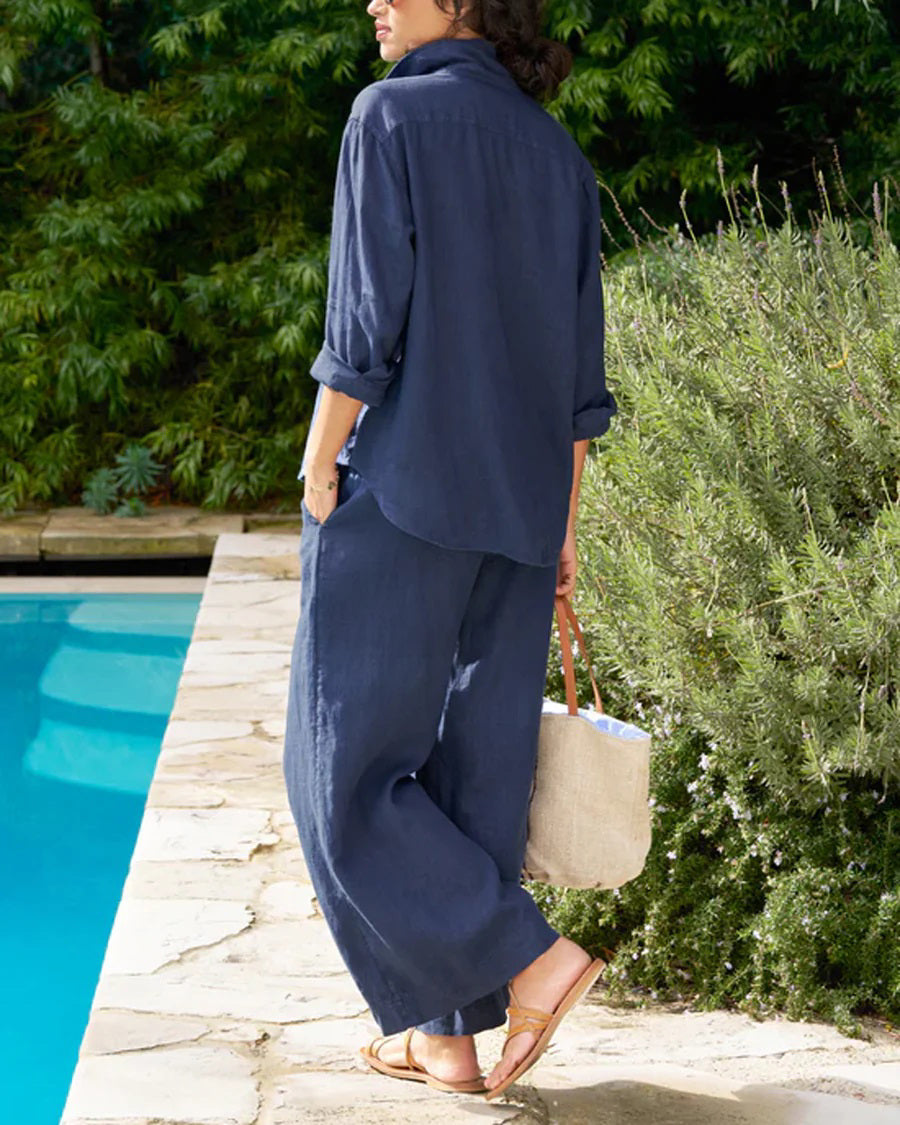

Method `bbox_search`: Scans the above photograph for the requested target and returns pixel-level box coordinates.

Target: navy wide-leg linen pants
[282,464,562,1037]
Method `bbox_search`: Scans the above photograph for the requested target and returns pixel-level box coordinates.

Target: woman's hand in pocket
[303,462,340,524]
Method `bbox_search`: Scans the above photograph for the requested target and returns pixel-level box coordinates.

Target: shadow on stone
[499,1073,899,1124]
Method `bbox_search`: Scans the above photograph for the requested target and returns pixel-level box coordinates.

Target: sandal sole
[359,1044,488,1094]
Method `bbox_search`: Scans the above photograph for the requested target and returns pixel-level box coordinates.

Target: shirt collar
[385,35,510,83]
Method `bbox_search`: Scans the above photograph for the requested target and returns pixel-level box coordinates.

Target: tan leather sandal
[359,1027,488,1094]
[484,956,607,1101]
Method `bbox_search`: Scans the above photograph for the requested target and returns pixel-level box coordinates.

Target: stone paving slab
[829,1064,900,1098]
[41,506,244,558]
[61,531,900,1125]
[0,512,48,558]
[527,1063,900,1124]
[0,507,295,561]
[242,513,301,535]
[65,1045,260,1124]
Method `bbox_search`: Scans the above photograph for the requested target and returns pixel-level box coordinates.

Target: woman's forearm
[568,438,589,532]
[303,385,365,482]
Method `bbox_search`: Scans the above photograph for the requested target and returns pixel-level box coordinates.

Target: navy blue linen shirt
[299,34,617,566]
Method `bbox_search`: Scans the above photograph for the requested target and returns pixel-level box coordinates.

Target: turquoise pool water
[0,593,201,1125]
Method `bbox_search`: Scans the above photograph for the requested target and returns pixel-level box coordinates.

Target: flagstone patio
[58,531,900,1124]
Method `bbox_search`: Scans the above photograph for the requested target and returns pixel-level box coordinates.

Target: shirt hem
[348,458,560,569]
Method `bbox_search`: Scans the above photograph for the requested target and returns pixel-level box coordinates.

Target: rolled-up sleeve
[309,116,415,408]
[572,176,617,440]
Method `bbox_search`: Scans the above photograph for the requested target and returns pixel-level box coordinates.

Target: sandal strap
[506,1003,552,1038]
[369,1034,389,1060]
[403,1027,425,1073]
[370,1030,423,1072]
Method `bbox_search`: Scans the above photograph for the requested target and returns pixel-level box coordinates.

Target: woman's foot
[483,936,593,1092]
[367,1028,483,1084]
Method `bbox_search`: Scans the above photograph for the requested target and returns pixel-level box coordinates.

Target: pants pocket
[302,465,363,528]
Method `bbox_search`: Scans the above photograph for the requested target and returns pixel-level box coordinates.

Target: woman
[282,0,617,1101]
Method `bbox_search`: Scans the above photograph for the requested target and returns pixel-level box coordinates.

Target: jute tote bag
[522,594,652,889]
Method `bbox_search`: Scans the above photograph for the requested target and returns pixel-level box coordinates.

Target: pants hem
[372,915,560,1036]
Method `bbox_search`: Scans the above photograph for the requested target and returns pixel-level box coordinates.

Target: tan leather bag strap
[555,594,604,716]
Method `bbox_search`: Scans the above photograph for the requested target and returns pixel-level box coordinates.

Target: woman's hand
[556,524,577,597]
[303,462,340,524]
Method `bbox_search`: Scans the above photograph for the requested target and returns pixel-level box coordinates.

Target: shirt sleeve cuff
[573,399,617,440]
[310,342,395,408]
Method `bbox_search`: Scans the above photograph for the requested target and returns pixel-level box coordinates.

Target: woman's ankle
[511,936,590,992]
[410,1030,482,1081]
[414,1029,475,1052]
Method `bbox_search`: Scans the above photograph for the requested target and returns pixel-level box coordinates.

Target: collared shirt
[299,35,616,566]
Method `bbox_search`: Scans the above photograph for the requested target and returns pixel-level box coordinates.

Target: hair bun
[489,29,574,103]
[527,37,553,63]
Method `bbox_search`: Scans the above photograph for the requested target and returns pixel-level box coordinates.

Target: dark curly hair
[434,0,573,103]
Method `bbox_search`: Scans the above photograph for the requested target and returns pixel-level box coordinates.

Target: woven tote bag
[522,594,652,890]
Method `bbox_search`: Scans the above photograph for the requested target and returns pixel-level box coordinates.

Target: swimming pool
[0,593,201,1125]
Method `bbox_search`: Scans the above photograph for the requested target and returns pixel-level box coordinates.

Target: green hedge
[0,1,362,513]
[1,1,898,512]
[532,181,899,1036]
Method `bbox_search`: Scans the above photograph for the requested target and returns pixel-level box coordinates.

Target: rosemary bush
[533,178,899,1035]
